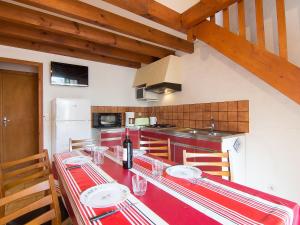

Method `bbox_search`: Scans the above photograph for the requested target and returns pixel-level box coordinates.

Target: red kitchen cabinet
[100,128,140,149]
[142,128,246,183]
[173,145,195,164]
[122,129,140,149]
[100,130,123,149]
[141,129,222,166]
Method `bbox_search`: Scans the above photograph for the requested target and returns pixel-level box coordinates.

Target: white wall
[156,0,300,203]
[1,0,300,204]
[0,45,141,154]
[158,42,300,203]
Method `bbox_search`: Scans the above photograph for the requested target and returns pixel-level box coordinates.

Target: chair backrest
[183,150,231,180]
[69,138,96,151]
[0,150,51,193]
[0,174,61,225]
[140,139,171,160]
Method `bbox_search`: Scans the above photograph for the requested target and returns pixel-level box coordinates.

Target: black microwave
[92,113,122,128]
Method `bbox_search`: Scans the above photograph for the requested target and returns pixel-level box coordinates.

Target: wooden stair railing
[187,0,300,105]
[276,0,288,59]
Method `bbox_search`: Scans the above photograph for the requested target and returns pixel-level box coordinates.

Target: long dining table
[54,150,300,225]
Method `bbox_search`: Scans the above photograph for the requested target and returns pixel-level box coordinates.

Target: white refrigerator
[51,98,91,155]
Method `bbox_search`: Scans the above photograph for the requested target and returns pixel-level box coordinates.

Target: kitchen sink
[174,128,231,136]
[147,127,237,139]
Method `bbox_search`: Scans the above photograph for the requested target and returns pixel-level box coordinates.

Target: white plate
[62,156,91,165]
[166,165,202,179]
[133,149,146,157]
[80,183,130,208]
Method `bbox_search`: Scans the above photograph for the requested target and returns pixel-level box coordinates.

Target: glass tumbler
[113,145,123,160]
[85,144,95,157]
[93,150,105,165]
[151,159,164,176]
[132,175,147,196]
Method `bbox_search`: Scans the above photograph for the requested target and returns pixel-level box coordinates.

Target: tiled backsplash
[91,100,249,133]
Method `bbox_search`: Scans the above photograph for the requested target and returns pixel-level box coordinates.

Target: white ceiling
[155,0,200,13]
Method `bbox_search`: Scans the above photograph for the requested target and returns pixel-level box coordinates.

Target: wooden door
[0,69,38,163]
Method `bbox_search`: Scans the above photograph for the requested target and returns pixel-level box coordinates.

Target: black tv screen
[50,62,88,87]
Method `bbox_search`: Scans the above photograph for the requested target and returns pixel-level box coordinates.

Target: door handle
[3,116,10,127]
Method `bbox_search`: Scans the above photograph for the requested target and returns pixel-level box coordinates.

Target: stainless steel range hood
[134,55,182,94]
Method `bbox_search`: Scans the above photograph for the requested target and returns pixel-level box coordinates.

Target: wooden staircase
[184,0,300,104]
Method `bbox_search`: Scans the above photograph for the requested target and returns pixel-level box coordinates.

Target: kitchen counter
[94,126,244,142]
[141,127,244,142]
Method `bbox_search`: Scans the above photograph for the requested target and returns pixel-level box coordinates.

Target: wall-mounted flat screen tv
[50,62,88,87]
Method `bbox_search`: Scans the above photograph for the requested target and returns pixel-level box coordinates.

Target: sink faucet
[208,118,215,133]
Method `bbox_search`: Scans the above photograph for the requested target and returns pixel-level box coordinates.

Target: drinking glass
[152,159,164,176]
[132,175,147,196]
[94,146,109,152]
[85,144,95,152]
[93,151,105,165]
[113,145,123,160]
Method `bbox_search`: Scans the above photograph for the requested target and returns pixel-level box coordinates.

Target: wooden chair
[183,150,231,180]
[140,139,171,160]
[0,150,51,195]
[69,138,96,151]
[0,174,67,225]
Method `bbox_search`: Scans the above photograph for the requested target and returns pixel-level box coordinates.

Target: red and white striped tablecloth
[54,151,300,225]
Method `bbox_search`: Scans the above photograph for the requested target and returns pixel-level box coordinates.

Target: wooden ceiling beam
[102,0,184,32]
[181,0,239,29]
[0,1,174,58]
[0,21,156,64]
[192,21,300,104]
[0,34,140,68]
[15,0,193,53]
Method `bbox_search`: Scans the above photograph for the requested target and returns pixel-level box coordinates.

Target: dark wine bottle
[123,128,133,169]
